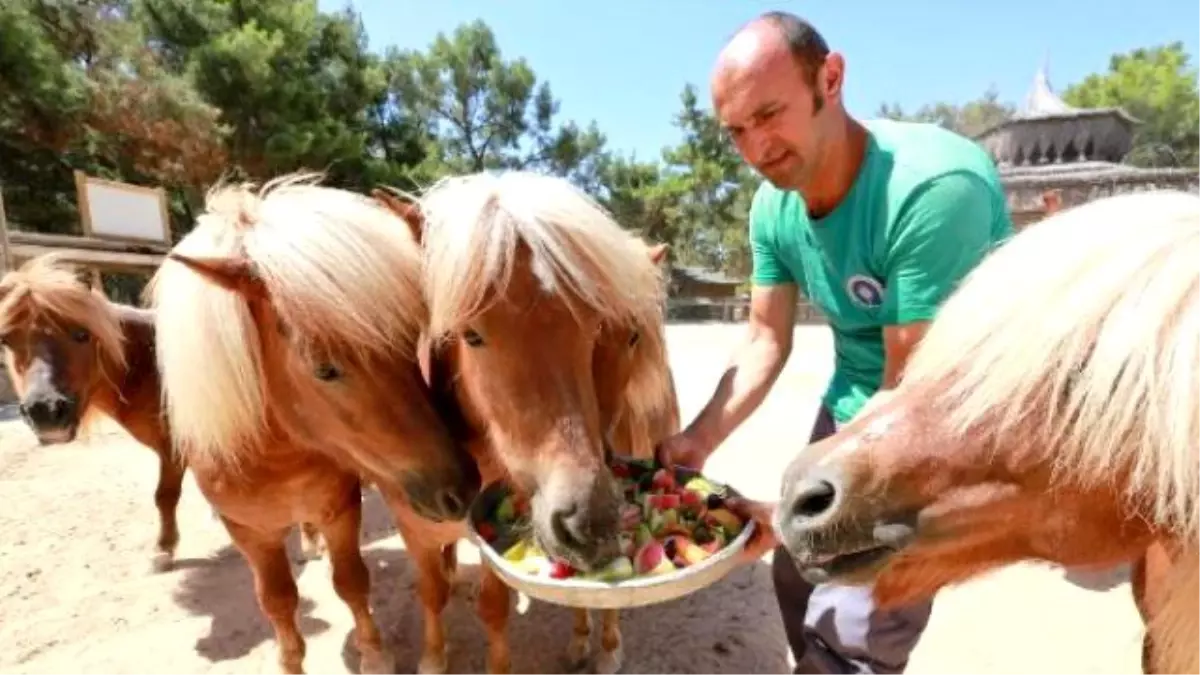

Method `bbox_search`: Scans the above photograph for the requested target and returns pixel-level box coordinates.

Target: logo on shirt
[846,274,885,309]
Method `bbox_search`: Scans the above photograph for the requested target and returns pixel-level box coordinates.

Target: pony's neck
[88,305,164,445]
[1146,543,1199,674]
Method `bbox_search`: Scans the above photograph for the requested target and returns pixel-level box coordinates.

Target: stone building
[975,64,1198,229]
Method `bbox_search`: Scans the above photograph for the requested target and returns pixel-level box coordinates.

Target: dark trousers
[771,406,933,673]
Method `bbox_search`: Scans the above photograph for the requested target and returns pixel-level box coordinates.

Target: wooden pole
[0,184,12,275]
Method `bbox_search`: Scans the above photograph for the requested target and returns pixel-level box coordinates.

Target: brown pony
[0,254,195,572]
[775,190,1199,673]
[146,174,481,674]
[373,171,679,674]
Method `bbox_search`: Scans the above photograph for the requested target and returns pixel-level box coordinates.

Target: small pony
[374,170,679,674]
[147,174,481,674]
[0,254,189,572]
[775,189,1199,673]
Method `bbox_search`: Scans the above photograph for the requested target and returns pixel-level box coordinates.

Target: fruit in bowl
[473,457,747,583]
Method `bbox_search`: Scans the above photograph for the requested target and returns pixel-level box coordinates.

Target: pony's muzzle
[401,462,480,522]
[20,393,79,436]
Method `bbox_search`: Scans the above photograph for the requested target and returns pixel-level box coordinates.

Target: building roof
[670,265,743,286]
[975,62,1140,167]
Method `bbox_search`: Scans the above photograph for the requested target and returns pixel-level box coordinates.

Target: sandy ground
[0,324,1145,674]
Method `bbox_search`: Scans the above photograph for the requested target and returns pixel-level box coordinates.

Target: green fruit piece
[684,476,723,498]
[581,556,636,582]
[494,496,516,524]
[502,539,529,563]
[707,508,744,536]
[649,558,678,576]
[634,523,654,549]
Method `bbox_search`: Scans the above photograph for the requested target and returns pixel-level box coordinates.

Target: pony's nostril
[551,504,583,550]
[791,479,838,520]
[435,489,465,518]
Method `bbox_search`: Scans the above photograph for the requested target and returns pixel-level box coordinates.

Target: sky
[317,0,1200,161]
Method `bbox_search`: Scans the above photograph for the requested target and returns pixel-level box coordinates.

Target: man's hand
[654,431,711,472]
[725,496,780,564]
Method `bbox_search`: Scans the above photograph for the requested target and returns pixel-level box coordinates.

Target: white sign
[74,171,171,244]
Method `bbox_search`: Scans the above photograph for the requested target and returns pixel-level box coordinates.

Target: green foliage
[0,5,1194,291]
[1062,42,1199,167]
[875,86,1016,138]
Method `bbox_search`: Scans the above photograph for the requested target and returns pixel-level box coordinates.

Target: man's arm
[866,171,1000,410]
[683,189,799,458]
[685,283,797,453]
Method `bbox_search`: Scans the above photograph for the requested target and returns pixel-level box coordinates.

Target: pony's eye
[628,331,641,347]
[462,330,484,347]
[314,363,342,381]
[70,328,90,343]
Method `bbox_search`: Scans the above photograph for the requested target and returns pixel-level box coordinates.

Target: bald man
[655,11,1014,674]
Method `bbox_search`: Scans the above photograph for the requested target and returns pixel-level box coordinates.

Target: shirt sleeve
[881,172,1000,325]
[749,189,795,286]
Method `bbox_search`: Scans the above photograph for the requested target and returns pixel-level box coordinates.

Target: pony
[146,174,481,674]
[373,171,679,674]
[0,253,195,572]
[774,189,1199,673]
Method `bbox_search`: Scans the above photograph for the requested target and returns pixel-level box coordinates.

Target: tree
[1062,42,1199,167]
[387,20,606,189]
[876,87,1015,138]
[0,0,226,236]
[137,0,410,189]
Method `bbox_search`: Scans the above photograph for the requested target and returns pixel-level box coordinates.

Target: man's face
[713,43,836,192]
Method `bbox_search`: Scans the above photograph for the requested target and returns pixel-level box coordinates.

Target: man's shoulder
[750,180,803,233]
[864,118,1006,201]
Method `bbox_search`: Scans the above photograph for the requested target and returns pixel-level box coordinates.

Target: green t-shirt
[750,119,1014,424]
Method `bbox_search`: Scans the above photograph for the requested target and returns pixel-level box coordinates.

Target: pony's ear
[167,252,265,299]
[371,187,424,244]
[647,243,670,266]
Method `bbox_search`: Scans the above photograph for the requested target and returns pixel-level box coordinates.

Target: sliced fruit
[494,496,515,524]
[651,468,677,492]
[620,504,642,530]
[548,560,575,579]
[706,508,744,536]
[633,523,654,549]
[582,556,635,582]
[646,493,681,511]
[634,540,666,574]
[685,476,721,497]
[649,557,678,575]
[679,541,712,566]
[476,522,496,543]
[700,539,722,555]
[502,539,530,563]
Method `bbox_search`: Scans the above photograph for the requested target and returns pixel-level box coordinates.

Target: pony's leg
[319,496,392,674]
[567,609,592,664]
[478,561,512,674]
[150,451,186,573]
[595,609,623,674]
[298,522,325,561]
[225,520,306,674]
[388,503,453,675]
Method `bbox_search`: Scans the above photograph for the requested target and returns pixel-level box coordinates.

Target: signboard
[74,171,171,244]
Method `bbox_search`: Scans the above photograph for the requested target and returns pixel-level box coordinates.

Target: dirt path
[0,325,1144,673]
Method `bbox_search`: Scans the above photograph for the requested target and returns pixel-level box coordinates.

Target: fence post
[0,185,12,275]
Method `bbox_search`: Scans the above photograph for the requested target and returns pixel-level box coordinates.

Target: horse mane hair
[413,170,673,425]
[0,253,127,379]
[902,189,1200,540]
[146,172,426,463]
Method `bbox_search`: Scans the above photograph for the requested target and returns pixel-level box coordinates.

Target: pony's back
[903,189,1200,538]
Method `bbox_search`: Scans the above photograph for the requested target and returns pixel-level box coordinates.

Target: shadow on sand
[171,487,787,674]
[168,489,401,664]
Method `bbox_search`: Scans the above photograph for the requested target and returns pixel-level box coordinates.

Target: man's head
[711,12,847,192]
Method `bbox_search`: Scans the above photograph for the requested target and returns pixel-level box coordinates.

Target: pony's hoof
[359,647,394,674]
[593,645,623,675]
[417,646,448,675]
[150,550,175,574]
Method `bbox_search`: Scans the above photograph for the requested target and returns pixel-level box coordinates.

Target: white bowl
[465,463,755,610]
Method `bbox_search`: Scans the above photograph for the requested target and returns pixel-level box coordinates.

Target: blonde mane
[147,173,427,463]
[902,189,1200,539]
[415,170,673,421]
[0,253,126,377]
